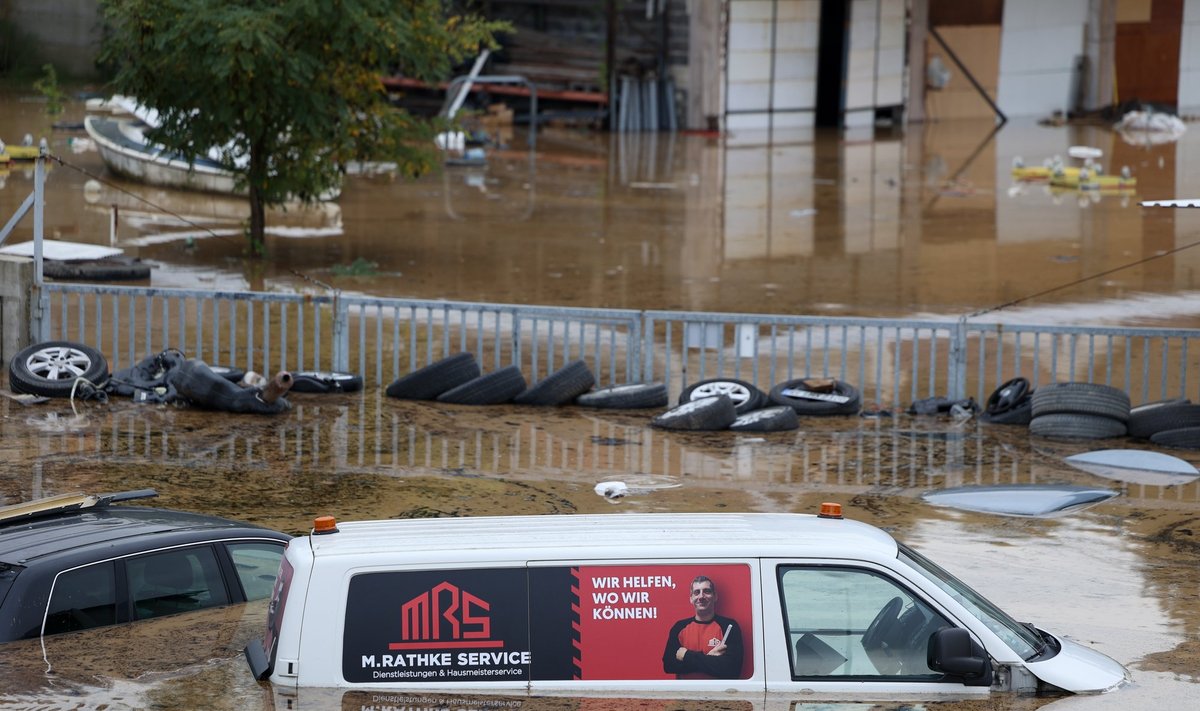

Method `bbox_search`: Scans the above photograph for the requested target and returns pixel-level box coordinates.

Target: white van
[245,505,1128,703]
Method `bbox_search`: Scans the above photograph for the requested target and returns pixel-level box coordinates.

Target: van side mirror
[928,627,993,686]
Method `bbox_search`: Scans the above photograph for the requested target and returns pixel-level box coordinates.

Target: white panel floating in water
[1065,449,1200,487]
[1140,199,1200,208]
[922,485,1117,517]
[0,240,124,261]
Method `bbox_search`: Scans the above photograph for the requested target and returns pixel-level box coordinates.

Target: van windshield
[898,543,1044,660]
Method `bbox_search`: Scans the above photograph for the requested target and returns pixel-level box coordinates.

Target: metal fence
[34,283,1200,407]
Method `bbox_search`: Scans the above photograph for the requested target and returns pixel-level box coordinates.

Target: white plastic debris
[1067,145,1103,160]
[594,481,628,500]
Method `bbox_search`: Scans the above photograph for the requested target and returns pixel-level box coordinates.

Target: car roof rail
[0,488,158,526]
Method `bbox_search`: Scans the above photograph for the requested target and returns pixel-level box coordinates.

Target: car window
[778,566,951,680]
[128,546,229,620]
[44,561,118,636]
[227,542,285,601]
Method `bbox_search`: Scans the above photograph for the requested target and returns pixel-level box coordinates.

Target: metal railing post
[332,292,349,372]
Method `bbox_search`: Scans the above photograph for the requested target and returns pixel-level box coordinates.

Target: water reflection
[6,92,1200,320]
[6,397,1200,513]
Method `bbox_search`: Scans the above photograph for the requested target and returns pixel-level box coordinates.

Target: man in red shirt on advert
[661,575,744,679]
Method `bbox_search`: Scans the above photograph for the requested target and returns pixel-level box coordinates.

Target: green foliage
[32,64,66,114]
[98,0,509,252]
[331,257,380,276]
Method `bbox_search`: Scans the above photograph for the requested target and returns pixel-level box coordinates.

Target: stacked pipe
[615,75,677,132]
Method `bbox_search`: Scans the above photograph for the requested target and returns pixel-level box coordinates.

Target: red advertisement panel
[574,564,752,680]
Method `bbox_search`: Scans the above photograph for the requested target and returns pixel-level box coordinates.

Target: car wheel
[289,371,364,394]
[436,366,527,405]
[1029,413,1127,439]
[985,377,1031,414]
[8,340,109,398]
[1030,382,1131,422]
[768,378,861,416]
[574,383,669,409]
[513,360,595,406]
[728,405,799,432]
[678,378,765,415]
[385,353,481,400]
[650,394,738,431]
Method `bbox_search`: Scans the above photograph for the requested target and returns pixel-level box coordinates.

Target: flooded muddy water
[2,89,1200,708]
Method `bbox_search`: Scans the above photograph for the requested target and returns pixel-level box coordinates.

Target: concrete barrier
[0,256,34,368]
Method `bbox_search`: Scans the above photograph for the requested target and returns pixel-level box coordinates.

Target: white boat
[84,115,339,201]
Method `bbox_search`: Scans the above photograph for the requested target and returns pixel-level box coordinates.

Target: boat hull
[84,116,339,201]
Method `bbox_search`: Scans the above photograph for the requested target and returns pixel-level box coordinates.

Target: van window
[778,566,950,680]
[127,546,229,620]
[44,562,118,635]
[227,542,285,601]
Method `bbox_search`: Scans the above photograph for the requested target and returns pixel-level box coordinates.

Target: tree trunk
[247,143,267,256]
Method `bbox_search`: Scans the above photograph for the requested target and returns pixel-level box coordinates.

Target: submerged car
[0,489,289,642]
[246,505,1128,702]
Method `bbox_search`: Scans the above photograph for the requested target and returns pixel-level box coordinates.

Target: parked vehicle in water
[246,506,1128,702]
[0,489,289,642]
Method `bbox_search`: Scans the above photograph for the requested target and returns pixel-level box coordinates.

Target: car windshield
[898,543,1044,660]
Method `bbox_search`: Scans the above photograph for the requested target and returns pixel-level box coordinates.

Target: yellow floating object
[2,144,40,160]
[1012,165,1052,181]
[0,151,10,164]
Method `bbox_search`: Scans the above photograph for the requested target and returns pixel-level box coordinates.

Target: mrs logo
[390,581,503,650]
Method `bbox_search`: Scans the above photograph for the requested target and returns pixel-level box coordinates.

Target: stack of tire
[383,352,670,409]
[1125,399,1200,449]
[1029,382,1131,439]
[650,376,861,433]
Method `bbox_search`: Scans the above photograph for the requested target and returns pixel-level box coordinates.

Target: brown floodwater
[2,89,1200,709]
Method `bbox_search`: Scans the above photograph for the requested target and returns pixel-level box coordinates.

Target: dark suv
[0,489,290,642]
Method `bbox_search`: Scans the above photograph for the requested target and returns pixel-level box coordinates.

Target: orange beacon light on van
[313,516,339,534]
[817,502,843,519]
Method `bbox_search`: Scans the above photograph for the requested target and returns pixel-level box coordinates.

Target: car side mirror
[928,627,993,686]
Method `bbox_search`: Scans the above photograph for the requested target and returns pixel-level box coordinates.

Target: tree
[98,0,507,254]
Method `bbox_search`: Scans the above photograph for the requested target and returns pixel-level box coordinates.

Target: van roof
[307,512,899,562]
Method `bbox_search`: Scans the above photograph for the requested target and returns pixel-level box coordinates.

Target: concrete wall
[1178,0,1200,113]
[6,0,103,77]
[997,0,1090,117]
[0,256,34,366]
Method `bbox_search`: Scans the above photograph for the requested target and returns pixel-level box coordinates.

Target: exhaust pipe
[260,371,293,403]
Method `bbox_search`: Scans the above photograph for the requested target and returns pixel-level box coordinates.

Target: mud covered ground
[1,388,1197,710]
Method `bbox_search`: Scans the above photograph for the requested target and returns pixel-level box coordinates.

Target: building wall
[996,0,1090,118]
[1178,0,1200,112]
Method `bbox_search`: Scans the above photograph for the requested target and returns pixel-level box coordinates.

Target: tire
[1030,382,1131,422]
[678,378,765,415]
[385,353,481,400]
[513,360,595,406]
[768,378,861,416]
[729,405,800,432]
[436,365,527,405]
[650,394,738,431]
[1029,413,1127,439]
[42,258,151,281]
[1149,426,1200,449]
[289,371,364,394]
[980,396,1033,425]
[574,383,669,409]
[207,365,246,383]
[985,377,1031,414]
[1127,401,1200,439]
[8,340,109,398]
